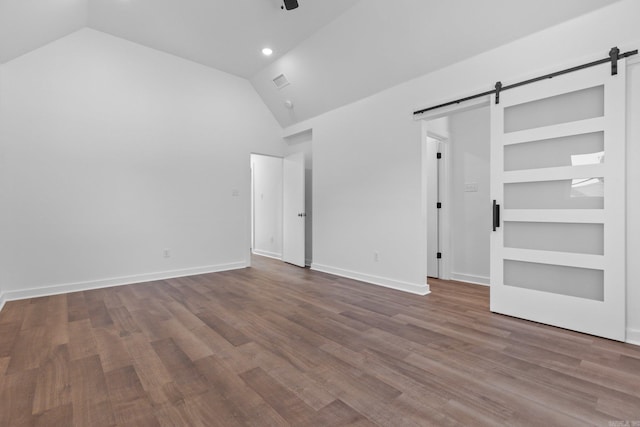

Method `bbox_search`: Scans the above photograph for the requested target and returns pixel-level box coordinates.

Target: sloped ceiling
[0,0,360,73]
[251,0,621,127]
[0,0,87,64]
[86,0,360,78]
[0,0,621,127]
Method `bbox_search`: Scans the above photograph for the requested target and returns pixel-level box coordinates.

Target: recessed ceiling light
[262,48,273,56]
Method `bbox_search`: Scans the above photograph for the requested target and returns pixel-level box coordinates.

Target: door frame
[425,131,449,280]
[249,151,310,268]
[419,97,490,285]
[248,152,285,268]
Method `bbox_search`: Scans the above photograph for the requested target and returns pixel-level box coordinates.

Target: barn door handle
[492,200,500,231]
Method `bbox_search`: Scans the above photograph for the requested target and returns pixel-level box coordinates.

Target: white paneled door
[490,60,627,341]
[282,152,306,267]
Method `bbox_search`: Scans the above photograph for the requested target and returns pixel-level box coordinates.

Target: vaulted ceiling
[87,0,360,78]
[0,0,359,76]
[0,0,621,126]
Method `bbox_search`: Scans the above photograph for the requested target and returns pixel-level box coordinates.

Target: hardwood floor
[1,255,639,426]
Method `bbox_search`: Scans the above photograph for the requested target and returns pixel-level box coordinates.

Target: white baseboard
[252,249,282,260]
[451,272,490,286]
[0,261,247,308]
[0,292,6,313]
[627,328,640,346]
[310,263,430,296]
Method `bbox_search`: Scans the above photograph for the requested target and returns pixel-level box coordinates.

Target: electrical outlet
[164,248,171,258]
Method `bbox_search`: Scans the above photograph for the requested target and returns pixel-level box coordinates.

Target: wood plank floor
[1,255,639,426]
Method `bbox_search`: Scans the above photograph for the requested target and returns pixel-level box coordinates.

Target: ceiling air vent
[273,74,290,90]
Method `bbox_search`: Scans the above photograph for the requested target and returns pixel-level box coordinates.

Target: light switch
[464,182,479,192]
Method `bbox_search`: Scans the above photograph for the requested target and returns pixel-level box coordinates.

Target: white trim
[503,209,604,224]
[419,122,429,283]
[503,248,604,270]
[252,249,283,260]
[0,292,6,313]
[503,117,604,146]
[0,262,247,306]
[625,57,640,348]
[439,137,452,281]
[450,272,490,286]
[310,263,430,296]
[627,328,640,346]
[503,164,604,183]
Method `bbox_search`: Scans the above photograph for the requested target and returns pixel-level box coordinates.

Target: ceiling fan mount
[281,0,299,11]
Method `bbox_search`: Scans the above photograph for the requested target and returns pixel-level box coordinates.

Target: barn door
[490,60,626,341]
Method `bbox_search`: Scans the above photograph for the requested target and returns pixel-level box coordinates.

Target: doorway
[251,154,283,260]
[425,132,447,279]
[422,102,491,287]
[250,132,313,268]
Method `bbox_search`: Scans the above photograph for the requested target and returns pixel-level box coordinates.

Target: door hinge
[436,252,442,259]
[436,202,442,209]
[436,152,442,159]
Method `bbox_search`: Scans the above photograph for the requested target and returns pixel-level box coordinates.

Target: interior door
[426,138,441,278]
[282,152,306,267]
[490,60,627,341]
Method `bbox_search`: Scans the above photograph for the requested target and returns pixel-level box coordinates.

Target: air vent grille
[273,74,290,89]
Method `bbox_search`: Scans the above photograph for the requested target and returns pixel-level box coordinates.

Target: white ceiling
[0,0,359,75]
[87,0,360,78]
[251,0,621,127]
[0,0,86,64]
[0,0,622,127]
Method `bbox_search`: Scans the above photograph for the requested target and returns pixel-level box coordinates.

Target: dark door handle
[492,200,500,231]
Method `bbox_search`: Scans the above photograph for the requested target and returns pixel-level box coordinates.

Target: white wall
[251,154,283,259]
[301,0,640,340]
[449,106,490,285]
[0,28,285,300]
[310,103,428,294]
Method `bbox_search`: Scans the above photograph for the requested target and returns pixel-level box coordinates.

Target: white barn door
[490,60,627,341]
